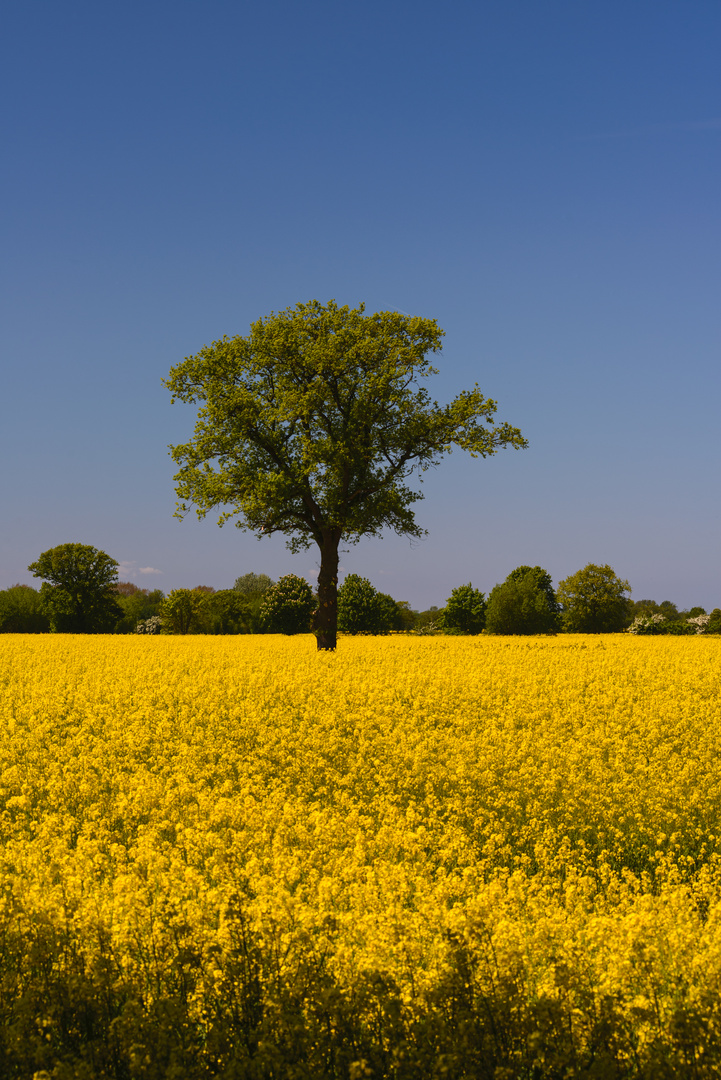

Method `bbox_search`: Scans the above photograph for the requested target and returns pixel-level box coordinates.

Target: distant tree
[707,609,721,634]
[414,606,442,631]
[115,581,143,597]
[158,588,206,634]
[376,592,406,632]
[114,586,165,633]
[165,299,527,650]
[391,599,416,632]
[506,566,560,614]
[28,543,122,633]
[629,599,662,621]
[485,567,559,635]
[0,585,49,633]
[686,606,707,619]
[557,563,631,634]
[233,572,276,631]
[233,573,275,600]
[337,574,393,634]
[260,575,315,635]
[443,584,486,634]
[203,590,252,634]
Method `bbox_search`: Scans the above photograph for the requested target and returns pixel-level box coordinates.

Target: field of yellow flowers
[1,634,720,1078]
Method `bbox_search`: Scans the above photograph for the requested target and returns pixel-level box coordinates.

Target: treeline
[2,544,719,636]
[338,564,720,636]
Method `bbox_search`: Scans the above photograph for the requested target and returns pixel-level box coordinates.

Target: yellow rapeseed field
[1,633,720,1078]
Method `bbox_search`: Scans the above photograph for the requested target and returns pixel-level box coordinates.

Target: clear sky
[2,0,719,611]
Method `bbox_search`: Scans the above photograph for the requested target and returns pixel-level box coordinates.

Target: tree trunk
[314,530,341,651]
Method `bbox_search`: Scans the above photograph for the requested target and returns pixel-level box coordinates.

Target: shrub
[627,614,695,636]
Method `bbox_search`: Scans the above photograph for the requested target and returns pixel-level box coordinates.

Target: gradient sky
[2,0,719,610]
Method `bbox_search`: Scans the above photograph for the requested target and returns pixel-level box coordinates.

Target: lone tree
[165,300,527,650]
[28,543,122,633]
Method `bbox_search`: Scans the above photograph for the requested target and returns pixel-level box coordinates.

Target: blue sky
[2,0,719,610]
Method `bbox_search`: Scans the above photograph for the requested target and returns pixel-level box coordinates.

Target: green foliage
[443,583,486,634]
[259,574,315,634]
[202,589,252,634]
[506,565,560,613]
[485,566,559,635]
[627,600,711,635]
[233,572,275,599]
[337,574,395,634]
[114,584,165,633]
[126,586,250,635]
[414,606,443,632]
[0,585,49,633]
[232,572,275,631]
[158,588,206,634]
[707,609,721,634]
[390,598,416,632]
[629,598,682,623]
[28,543,122,633]
[165,299,527,649]
[557,563,631,634]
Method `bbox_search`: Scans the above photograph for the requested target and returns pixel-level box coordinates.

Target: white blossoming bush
[135,615,163,634]
[627,614,667,635]
[628,613,707,636]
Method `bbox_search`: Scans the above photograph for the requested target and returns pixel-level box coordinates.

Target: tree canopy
[158,588,206,634]
[443,583,487,634]
[485,565,560,635]
[233,572,275,600]
[506,566,559,614]
[165,300,527,649]
[259,574,315,635]
[337,574,395,634]
[0,585,49,634]
[557,563,631,633]
[28,543,122,633]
